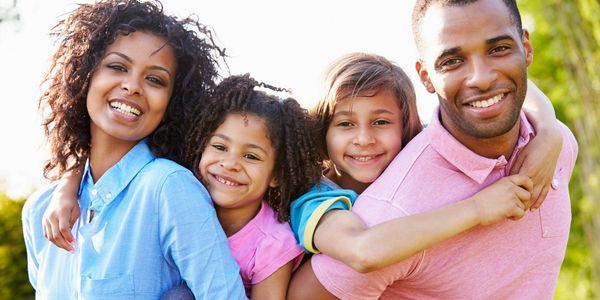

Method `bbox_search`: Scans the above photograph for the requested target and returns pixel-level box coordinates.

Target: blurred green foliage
[521,0,600,298]
[0,193,34,299]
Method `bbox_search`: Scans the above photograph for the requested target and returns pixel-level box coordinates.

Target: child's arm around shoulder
[510,80,563,209]
[295,175,533,273]
[42,168,83,253]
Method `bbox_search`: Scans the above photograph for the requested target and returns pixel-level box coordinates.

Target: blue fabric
[289,180,358,253]
[23,141,247,299]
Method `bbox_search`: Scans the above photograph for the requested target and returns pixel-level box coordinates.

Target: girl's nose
[353,127,376,146]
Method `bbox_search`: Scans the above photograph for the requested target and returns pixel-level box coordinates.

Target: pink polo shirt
[312,109,578,299]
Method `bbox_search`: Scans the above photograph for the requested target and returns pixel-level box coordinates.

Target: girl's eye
[243,153,261,161]
[336,121,353,127]
[146,76,166,86]
[107,64,127,72]
[211,144,226,151]
[373,119,391,126]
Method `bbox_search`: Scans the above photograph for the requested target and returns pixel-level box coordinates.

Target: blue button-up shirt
[23,141,247,299]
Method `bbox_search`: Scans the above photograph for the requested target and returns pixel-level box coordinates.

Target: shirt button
[106,193,112,199]
[91,189,98,196]
[551,178,559,190]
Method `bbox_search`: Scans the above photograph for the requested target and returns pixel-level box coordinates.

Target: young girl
[22,0,246,298]
[287,52,562,298]
[178,74,322,299]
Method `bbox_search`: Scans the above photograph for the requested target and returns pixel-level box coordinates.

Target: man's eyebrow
[435,46,461,63]
[486,34,515,45]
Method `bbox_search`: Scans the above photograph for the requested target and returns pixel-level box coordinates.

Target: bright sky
[0,0,437,198]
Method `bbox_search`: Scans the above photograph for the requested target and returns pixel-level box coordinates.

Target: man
[296,0,578,298]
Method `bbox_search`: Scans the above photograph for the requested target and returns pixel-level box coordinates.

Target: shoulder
[137,158,211,207]
[22,183,57,221]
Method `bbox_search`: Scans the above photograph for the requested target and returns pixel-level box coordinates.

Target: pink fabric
[312,109,578,300]
[228,201,304,294]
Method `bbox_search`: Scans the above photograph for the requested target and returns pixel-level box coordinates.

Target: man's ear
[522,29,534,67]
[415,60,436,94]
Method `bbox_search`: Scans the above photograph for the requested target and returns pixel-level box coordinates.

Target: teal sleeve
[290,184,358,254]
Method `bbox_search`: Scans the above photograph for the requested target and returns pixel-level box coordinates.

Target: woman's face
[86,31,177,147]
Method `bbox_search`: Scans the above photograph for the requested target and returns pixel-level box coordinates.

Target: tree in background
[0,193,34,299]
[522,0,600,298]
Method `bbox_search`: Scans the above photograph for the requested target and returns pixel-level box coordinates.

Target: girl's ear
[269,177,279,188]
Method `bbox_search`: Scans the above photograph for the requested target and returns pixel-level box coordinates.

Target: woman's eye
[107,64,127,72]
[146,76,165,86]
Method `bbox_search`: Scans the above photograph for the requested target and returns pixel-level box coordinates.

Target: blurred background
[0,0,598,298]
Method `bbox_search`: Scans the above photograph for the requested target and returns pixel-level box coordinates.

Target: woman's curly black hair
[40,0,225,179]
[185,75,322,222]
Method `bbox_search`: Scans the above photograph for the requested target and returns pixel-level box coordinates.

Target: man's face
[415,0,533,141]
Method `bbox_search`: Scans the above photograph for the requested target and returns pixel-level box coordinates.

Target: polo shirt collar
[428,107,535,184]
[81,140,155,213]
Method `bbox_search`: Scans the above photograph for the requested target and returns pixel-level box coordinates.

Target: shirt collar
[427,107,535,184]
[81,140,155,213]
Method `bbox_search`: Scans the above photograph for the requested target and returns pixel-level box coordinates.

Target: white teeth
[469,93,504,108]
[110,102,141,116]
[215,176,239,186]
[353,156,374,162]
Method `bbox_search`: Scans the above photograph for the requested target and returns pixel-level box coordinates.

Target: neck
[89,133,138,183]
[216,201,262,237]
[441,116,521,160]
[326,168,369,194]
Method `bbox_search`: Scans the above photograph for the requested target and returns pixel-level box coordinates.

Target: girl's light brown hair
[311,52,423,159]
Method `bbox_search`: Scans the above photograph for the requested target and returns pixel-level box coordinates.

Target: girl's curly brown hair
[40,0,225,179]
[185,75,322,222]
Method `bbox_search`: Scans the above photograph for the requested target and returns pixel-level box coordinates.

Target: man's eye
[441,58,461,67]
[490,45,511,54]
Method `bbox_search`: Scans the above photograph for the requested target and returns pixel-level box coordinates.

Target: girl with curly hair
[22,0,246,298]
[162,74,322,299]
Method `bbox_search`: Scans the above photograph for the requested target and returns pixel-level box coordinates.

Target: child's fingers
[531,185,550,211]
[509,174,533,193]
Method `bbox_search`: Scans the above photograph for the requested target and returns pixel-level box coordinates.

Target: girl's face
[87,31,176,147]
[199,113,278,214]
[325,89,404,193]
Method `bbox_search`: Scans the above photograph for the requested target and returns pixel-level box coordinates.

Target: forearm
[314,200,480,273]
[522,79,557,132]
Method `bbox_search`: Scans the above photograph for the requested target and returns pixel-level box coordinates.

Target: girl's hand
[42,170,83,253]
[509,128,562,210]
[471,175,533,226]
[42,191,80,253]
[514,79,563,210]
